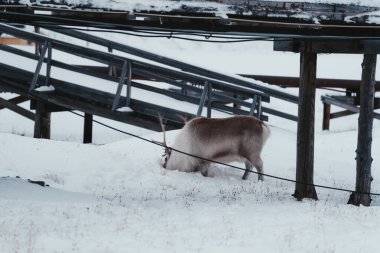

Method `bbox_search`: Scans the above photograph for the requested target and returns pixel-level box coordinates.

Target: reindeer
[161,115,270,180]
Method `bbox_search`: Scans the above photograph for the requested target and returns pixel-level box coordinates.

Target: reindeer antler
[158,115,171,168]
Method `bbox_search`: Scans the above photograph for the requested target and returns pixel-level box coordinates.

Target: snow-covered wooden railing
[1,1,380,37]
[1,0,379,24]
[0,23,299,134]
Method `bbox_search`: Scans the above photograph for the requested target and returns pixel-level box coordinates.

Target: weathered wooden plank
[274,40,380,54]
[0,95,29,110]
[330,110,357,119]
[0,42,274,122]
[322,103,331,131]
[293,40,318,201]
[2,0,379,24]
[0,35,276,105]
[243,74,380,92]
[0,37,29,45]
[34,101,51,139]
[83,113,93,144]
[48,94,187,131]
[48,27,296,103]
[321,95,380,120]
[348,54,377,206]
[2,4,380,38]
[0,96,34,120]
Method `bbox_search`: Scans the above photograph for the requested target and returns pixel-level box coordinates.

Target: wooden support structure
[241,74,380,92]
[3,1,380,39]
[34,101,51,139]
[293,41,318,201]
[83,113,93,144]
[206,82,212,118]
[34,26,41,55]
[108,47,116,77]
[0,95,29,109]
[275,39,379,205]
[112,61,128,111]
[348,54,377,206]
[322,103,331,131]
[0,96,34,120]
[321,95,380,130]
[197,81,210,117]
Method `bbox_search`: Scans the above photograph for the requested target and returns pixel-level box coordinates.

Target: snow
[1,114,380,252]
[20,0,380,10]
[34,85,55,92]
[1,28,380,252]
[0,177,95,202]
[16,0,380,24]
[117,106,133,112]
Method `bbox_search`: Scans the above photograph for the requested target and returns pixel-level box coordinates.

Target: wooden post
[34,102,51,139]
[108,47,116,77]
[293,41,318,201]
[34,26,42,55]
[207,83,212,118]
[83,113,93,144]
[348,54,377,206]
[322,102,331,130]
[233,94,241,110]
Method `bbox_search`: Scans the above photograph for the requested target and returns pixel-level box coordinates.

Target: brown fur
[164,115,270,180]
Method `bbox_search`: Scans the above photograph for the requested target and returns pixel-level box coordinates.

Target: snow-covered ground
[1,32,380,253]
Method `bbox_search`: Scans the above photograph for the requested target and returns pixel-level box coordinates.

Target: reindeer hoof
[201,169,208,177]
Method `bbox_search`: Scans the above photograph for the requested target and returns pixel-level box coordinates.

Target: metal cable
[69,111,380,196]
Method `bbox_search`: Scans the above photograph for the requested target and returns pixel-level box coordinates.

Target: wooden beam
[0,37,29,45]
[0,96,34,120]
[34,101,51,139]
[322,102,330,131]
[0,95,29,110]
[293,41,318,201]
[321,95,380,120]
[348,54,377,206]
[83,113,93,144]
[274,40,380,54]
[68,67,380,92]
[330,110,357,119]
[241,74,380,92]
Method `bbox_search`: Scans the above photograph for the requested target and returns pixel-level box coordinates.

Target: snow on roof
[13,0,380,24]
[18,0,380,9]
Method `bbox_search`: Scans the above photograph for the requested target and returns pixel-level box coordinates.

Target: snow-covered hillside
[1,33,380,252]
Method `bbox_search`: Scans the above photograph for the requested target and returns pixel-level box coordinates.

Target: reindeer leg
[245,156,264,181]
[254,158,264,181]
[200,162,210,177]
[243,160,253,180]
